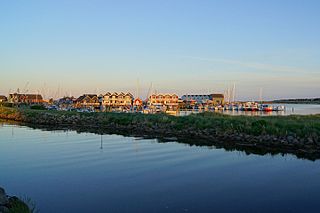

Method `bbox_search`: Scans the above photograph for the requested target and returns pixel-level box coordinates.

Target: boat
[243,102,259,111]
[274,105,285,111]
[260,104,273,112]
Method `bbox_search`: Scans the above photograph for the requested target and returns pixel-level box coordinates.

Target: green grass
[1,106,320,138]
[192,112,320,137]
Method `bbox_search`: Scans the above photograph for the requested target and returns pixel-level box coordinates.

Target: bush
[1,102,14,108]
[30,105,46,110]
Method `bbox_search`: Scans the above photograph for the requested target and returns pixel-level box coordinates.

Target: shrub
[30,105,46,110]
[1,102,14,108]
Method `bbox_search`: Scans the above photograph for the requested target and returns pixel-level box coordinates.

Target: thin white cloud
[181,56,319,74]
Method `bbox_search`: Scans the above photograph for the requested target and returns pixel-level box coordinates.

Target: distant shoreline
[271,98,320,104]
[0,107,320,160]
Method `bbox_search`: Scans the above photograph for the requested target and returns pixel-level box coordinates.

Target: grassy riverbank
[1,106,319,137]
[1,106,320,159]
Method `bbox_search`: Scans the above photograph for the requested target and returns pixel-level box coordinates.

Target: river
[1,122,320,212]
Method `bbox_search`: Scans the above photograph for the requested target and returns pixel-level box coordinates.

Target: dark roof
[181,94,211,100]
[181,94,224,100]
[182,94,211,98]
[211,94,224,98]
[104,92,134,97]
[0,95,7,100]
[76,94,98,102]
[86,94,98,99]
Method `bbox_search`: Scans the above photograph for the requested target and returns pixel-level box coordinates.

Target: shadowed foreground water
[1,123,320,213]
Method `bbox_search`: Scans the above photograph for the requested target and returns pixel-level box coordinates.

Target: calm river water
[1,122,320,212]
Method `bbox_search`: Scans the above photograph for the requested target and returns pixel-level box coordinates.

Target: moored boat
[260,104,273,112]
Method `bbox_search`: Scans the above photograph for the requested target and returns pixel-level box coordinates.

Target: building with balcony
[148,93,179,110]
[74,94,100,109]
[103,92,133,108]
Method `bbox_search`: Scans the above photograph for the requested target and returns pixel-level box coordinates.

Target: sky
[1,0,320,100]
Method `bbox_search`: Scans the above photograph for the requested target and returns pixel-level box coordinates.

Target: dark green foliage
[1,102,14,108]
[30,105,46,110]
[6,196,38,213]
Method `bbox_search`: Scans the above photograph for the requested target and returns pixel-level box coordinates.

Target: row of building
[0,94,43,104]
[64,93,225,110]
[0,92,225,110]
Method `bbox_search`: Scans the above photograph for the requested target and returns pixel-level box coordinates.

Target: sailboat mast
[136,79,140,99]
[232,83,236,103]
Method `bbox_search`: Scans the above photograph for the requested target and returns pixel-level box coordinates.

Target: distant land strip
[272,98,320,104]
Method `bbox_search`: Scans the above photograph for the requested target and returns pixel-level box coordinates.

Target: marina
[3,91,319,116]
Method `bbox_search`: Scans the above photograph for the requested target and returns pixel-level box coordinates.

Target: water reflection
[1,120,318,161]
[221,110,286,116]
[1,122,320,213]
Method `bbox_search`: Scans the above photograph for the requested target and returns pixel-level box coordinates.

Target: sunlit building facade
[103,92,133,107]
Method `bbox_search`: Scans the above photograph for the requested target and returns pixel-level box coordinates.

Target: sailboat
[257,88,272,111]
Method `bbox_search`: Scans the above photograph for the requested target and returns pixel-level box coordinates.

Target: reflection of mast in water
[100,135,103,150]
[133,138,140,154]
[12,127,14,137]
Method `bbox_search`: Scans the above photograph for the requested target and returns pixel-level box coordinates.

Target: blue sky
[1,0,319,100]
